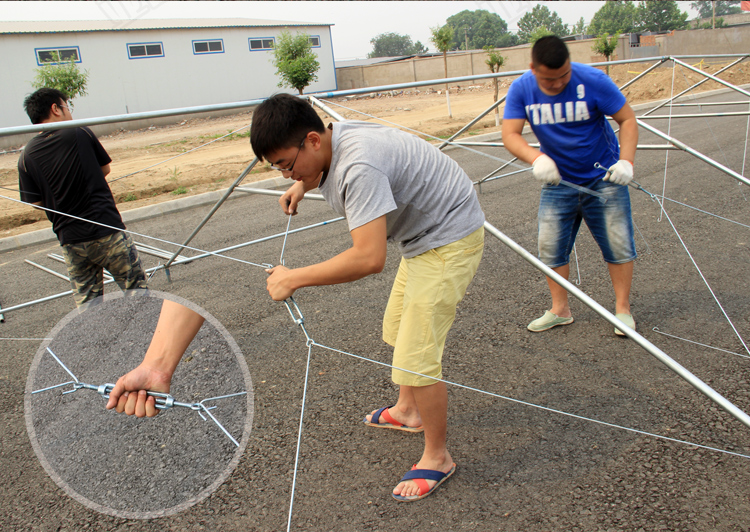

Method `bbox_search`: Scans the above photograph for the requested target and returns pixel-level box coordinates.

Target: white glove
[604,160,634,186]
[531,154,561,185]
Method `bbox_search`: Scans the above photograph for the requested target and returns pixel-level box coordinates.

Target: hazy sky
[4,1,701,61]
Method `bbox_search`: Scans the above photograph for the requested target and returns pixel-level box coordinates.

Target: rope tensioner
[32,348,246,447]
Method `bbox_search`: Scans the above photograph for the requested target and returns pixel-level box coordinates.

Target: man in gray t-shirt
[250,94,484,502]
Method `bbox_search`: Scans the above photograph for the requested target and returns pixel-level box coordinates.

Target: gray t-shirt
[320,121,485,258]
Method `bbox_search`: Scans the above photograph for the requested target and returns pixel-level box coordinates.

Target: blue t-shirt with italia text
[503,62,626,184]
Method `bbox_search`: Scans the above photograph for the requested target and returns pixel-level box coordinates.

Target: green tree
[517,5,569,43]
[691,0,741,18]
[529,26,556,44]
[694,17,727,29]
[571,17,588,35]
[484,46,505,126]
[592,33,620,74]
[589,1,638,35]
[32,52,89,102]
[635,1,690,32]
[271,31,320,95]
[446,9,517,50]
[430,24,455,118]
[368,32,427,58]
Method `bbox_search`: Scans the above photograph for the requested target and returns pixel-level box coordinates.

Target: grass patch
[162,139,190,147]
[198,129,251,142]
[124,193,138,202]
[171,186,188,195]
[168,166,181,181]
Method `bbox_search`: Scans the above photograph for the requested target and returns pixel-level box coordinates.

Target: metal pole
[639,56,748,118]
[3,54,745,139]
[0,99,266,137]
[636,119,750,186]
[668,101,750,107]
[452,141,678,151]
[438,95,507,150]
[1,265,161,315]
[307,96,347,122]
[482,220,750,430]
[477,157,518,190]
[167,217,346,265]
[163,157,260,273]
[235,187,326,201]
[616,57,670,91]
[638,111,750,119]
[24,260,74,282]
[478,167,532,185]
[672,57,750,99]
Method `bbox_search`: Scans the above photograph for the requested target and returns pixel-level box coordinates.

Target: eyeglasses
[269,137,305,172]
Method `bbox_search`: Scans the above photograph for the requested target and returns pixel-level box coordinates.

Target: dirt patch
[1,60,748,239]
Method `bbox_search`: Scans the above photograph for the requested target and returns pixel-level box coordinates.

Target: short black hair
[24,88,67,124]
[531,36,570,70]
[250,93,325,162]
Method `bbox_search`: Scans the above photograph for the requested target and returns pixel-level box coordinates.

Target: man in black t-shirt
[18,88,147,307]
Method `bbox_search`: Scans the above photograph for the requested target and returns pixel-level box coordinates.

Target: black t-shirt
[18,126,124,245]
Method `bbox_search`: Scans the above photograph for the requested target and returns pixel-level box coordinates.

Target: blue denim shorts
[537,179,637,268]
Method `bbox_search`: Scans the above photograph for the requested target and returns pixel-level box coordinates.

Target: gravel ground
[2,90,750,531]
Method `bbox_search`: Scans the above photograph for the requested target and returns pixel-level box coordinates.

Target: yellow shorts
[383,226,484,387]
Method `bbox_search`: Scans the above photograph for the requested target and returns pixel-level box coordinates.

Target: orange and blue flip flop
[392,463,457,502]
[363,405,424,433]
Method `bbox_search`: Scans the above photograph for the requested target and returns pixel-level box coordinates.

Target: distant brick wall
[694,12,750,27]
[335,25,750,92]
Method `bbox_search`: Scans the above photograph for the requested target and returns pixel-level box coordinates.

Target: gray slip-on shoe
[527,310,574,332]
[614,313,635,336]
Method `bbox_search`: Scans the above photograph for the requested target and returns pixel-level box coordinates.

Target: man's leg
[530,184,580,329]
[366,384,422,429]
[608,260,633,315]
[392,382,453,498]
[546,263,571,318]
[62,242,105,307]
[101,232,148,291]
[583,180,637,319]
[378,228,483,499]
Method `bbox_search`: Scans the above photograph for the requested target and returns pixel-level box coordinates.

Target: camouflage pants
[62,231,147,307]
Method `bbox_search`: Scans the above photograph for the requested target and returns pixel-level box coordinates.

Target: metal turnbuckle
[31,348,246,447]
[284,296,305,327]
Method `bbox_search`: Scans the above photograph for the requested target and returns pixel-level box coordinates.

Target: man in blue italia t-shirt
[502,36,638,336]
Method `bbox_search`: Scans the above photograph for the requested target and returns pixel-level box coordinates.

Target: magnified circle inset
[25,290,253,519]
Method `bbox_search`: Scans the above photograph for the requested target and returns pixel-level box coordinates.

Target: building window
[309,36,321,47]
[127,42,164,59]
[193,39,224,54]
[249,37,275,51]
[35,47,81,65]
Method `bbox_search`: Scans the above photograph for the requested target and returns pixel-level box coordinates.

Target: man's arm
[266,215,387,300]
[101,164,111,178]
[501,118,541,164]
[278,172,324,215]
[611,102,638,163]
[105,300,205,417]
[502,117,561,185]
[601,102,639,186]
